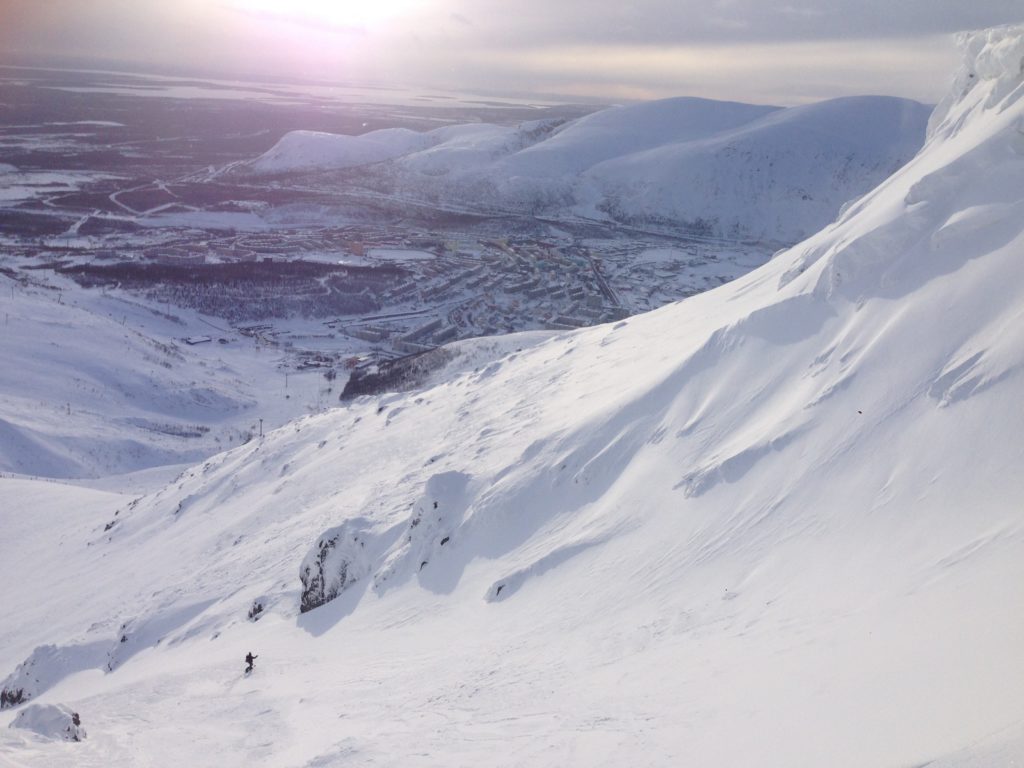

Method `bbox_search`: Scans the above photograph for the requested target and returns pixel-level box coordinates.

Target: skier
[245,651,258,674]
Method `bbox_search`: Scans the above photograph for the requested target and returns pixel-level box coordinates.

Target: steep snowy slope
[238,95,929,243]
[583,95,929,241]
[3,25,1024,768]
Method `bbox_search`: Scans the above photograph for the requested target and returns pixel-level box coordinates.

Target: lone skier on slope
[245,651,258,674]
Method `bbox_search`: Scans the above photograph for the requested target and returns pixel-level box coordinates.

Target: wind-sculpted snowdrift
[3,25,1024,768]
[10,704,86,742]
[237,95,930,243]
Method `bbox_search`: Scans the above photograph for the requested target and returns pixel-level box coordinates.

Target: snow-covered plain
[3,25,1024,767]
[0,167,122,205]
[239,94,930,244]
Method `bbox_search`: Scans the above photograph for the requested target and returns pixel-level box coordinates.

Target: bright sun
[230,0,422,29]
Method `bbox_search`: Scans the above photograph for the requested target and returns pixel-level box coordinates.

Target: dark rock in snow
[299,522,373,613]
[0,687,25,709]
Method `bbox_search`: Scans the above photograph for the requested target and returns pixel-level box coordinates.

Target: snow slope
[0,273,335,479]
[239,95,929,243]
[245,127,435,175]
[430,97,779,179]
[583,95,930,241]
[3,25,1024,767]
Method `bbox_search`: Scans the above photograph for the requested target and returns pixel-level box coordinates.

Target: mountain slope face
[239,95,930,243]
[0,277,254,478]
[0,275,331,479]
[4,26,1024,767]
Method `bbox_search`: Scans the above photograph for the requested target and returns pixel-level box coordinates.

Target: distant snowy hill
[237,95,930,243]
[4,24,1024,768]
[245,127,435,175]
[581,95,931,241]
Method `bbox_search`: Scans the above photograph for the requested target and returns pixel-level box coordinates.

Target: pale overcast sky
[2,0,1022,104]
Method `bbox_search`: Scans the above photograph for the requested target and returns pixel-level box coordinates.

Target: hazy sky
[2,0,1022,104]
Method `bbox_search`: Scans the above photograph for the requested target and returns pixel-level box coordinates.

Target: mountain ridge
[237,94,930,243]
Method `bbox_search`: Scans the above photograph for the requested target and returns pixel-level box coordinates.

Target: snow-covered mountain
[245,126,438,175]
[238,94,930,243]
[4,24,1024,767]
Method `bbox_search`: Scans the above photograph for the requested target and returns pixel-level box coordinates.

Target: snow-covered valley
[2,24,1024,768]
[0,272,339,480]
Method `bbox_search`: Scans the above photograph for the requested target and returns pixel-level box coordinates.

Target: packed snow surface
[240,95,930,243]
[3,24,1024,767]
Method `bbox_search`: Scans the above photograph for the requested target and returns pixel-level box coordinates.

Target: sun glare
[229,0,423,29]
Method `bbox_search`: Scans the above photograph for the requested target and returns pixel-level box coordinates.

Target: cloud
[413,0,1022,50]
[0,0,1020,103]
[407,36,961,104]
